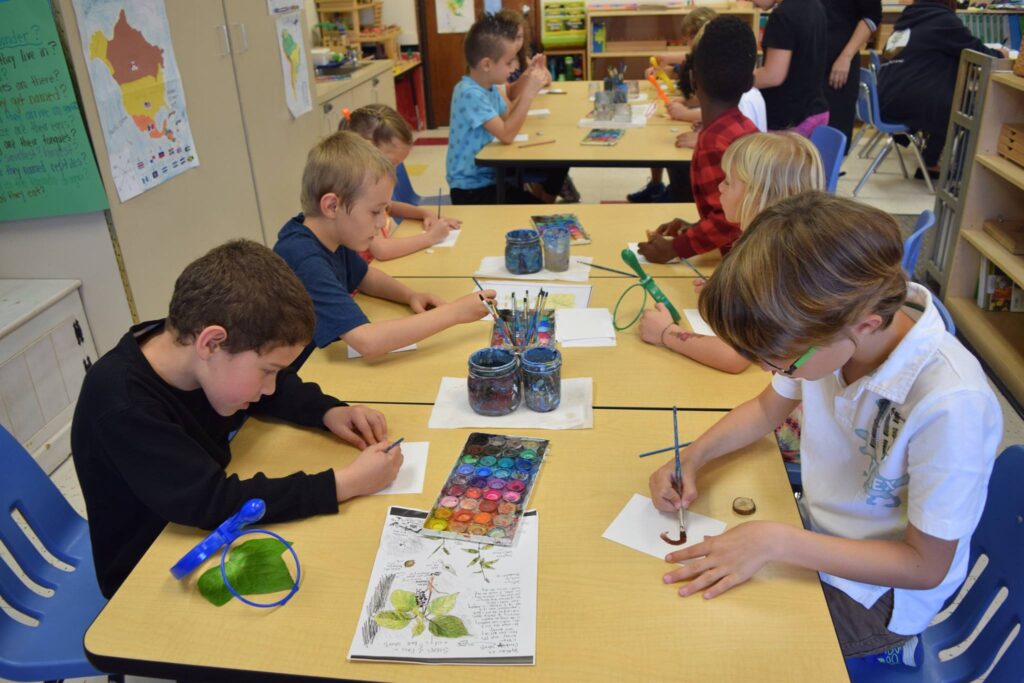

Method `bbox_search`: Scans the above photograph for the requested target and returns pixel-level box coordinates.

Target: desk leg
[496,168,506,203]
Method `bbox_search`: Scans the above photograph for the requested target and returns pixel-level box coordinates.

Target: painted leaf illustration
[429,615,469,638]
[197,538,294,607]
[412,619,425,637]
[428,592,458,616]
[374,610,413,629]
[391,589,417,612]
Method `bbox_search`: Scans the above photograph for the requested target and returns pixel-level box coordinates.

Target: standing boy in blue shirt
[275,131,493,363]
[446,13,565,204]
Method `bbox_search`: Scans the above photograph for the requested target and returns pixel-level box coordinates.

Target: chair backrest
[392,162,421,206]
[931,295,956,335]
[868,49,881,74]
[902,210,936,275]
[860,67,907,135]
[855,81,873,127]
[810,125,847,193]
[0,427,87,618]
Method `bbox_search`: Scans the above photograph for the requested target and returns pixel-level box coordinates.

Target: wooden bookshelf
[943,64,1024,406]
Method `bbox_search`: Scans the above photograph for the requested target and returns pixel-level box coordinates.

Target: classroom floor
[20,129,1022,683]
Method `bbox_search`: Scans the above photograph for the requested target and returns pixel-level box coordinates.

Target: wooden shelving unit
[316,0,400,60]
[585,5,759,81]
[941,62,1024,406]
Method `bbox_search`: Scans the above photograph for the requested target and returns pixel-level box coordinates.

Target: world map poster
[71,0,199,202]
[276,12,311,119]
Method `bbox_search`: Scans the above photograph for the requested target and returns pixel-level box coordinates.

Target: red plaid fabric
[673,107,759,259]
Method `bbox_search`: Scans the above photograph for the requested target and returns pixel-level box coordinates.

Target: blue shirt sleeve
[291,248,370,348]
[462,84,502,129]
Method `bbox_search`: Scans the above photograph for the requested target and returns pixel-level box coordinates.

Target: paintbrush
[480,294,514,346]
[518,138,556,149]
[472,277,484,291]
[680,257,708,280]
[672,406,687,541]
[587,262,637,278]
[385,437,404,452]
[637,441,693,458]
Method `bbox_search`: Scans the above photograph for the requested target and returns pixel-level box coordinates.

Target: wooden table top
[375,203,721,280]
[477,123,693,167]
[298,277,766,409]
[84,405,847,682]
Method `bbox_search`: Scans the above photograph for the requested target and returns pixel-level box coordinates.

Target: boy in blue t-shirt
[446,13,564,204]
[275,132,494,365]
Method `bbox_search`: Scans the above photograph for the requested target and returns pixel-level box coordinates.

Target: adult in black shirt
[754,0,829,132]
[823,0,882,153]
[877,0,1005,168]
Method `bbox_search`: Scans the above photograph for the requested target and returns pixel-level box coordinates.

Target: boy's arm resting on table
[650,383,798,511]
[639,302,751,374]
[248,367,345,428]
[754,47,791,89]
[96,405,339,529]
[358,266,443,311]
[368,223,451,261]
[671,149,740,259]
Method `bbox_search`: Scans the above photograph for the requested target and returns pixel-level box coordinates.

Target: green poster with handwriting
[0,0,108,221]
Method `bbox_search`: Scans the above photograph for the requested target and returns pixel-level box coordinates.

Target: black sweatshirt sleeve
[97,402,339,529]
[859,0,882,29]
[246,368,346,429]
[933,12,1002,58]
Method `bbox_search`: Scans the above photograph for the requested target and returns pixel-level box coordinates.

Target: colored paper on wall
[71,0,200,202]
[435,0,474,33]
[0,0,108,221]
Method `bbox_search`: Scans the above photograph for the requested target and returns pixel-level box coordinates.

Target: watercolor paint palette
[421,433,549,546]
[580,128,625,147]
[490,308,556,348]
[530,213,591,245]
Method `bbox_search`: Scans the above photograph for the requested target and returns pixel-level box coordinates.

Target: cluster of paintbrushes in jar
[479,289,550,352]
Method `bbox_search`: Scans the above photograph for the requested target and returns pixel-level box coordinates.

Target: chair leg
[893,141,909,179]
[853,138,894,196]
[850,125,868,153]
[861,130,885,159]
[909,135,935,194]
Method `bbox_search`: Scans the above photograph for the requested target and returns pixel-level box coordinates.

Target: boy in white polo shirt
[648,191,1001,664]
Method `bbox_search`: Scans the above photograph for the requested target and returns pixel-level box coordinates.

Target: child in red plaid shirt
[637,16,759,263]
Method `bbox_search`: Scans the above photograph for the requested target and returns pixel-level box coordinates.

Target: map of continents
[280,28,301,96]
[89,9,173,141]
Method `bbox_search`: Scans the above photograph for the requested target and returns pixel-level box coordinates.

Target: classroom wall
[0,211,132,355]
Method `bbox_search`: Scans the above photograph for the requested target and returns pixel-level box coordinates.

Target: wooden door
[223,0,324,240]
[55,0,264,320]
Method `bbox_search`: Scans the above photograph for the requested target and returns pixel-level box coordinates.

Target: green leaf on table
[391,589,417,612]
[463,548,479,554]
[412,619,426,637]
[374,610,413,629]
[429,615,469,638]
[427,592,458,616]
[197,537,294,607]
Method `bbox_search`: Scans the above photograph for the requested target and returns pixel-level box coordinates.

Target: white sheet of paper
[627,241,680,265]
[433,229,461,247]
[475,256,593,283]
[348,343,417,359]
[370,442,428,495]
[428,377,593,429]
[554,308,616,347]
[683,309,715,336]
[527,108,550,116]
[494,134,528,144]
[577,115,647,129]
[539,88,566,94]
[602,493,728,560]
[348,507,538,665]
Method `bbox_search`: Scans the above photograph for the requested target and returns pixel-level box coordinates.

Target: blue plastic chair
[396,162,451,207]
[853,68,934,196]
[902,210,936,275]
[810,125,847,193]
[868,48,882,75]
[932,295,956,335]
[847,445,1024,682]
[0,426,114,682]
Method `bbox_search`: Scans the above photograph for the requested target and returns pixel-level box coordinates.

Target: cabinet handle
[371,78,380,87]
[73,319,84,345]
[232,23,249,53]
[216,24,230,57]
[82,356,92,372]
[324,102,333,113]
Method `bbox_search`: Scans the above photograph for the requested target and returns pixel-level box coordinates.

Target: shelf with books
[962,229,1024,286]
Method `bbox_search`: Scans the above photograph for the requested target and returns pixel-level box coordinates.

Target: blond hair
[722,132,825,228]
[699,192,907,362]
[339,103,413,147]
[300,130,395,216]
[681,7,717,40]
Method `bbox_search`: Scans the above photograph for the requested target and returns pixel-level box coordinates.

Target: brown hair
[167,239,315,353]
[698,192,907,362]
[680,7,717,40]
[495,8,531,69]
[339,103,413,147]
[465,13,513,67]
[300,130,395,216]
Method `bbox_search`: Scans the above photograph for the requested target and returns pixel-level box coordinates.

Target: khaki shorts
[822,584,910,658]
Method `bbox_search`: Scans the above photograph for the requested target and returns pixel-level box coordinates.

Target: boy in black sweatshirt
[71,240,403,597]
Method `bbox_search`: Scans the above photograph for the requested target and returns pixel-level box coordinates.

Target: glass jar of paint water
[505,229,543,274]
[521,346,562,412]
[467,348,521,416]
[541,226,571,272]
